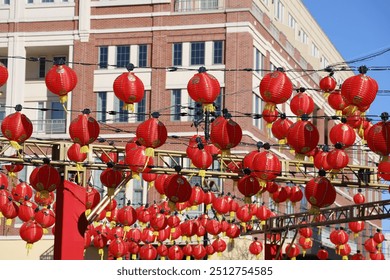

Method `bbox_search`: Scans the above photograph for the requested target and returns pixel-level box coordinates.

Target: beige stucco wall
[0,239,54,260]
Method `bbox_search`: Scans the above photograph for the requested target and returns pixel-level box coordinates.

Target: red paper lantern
[45,61,77,104]
[29,164,61,194]
[192,243,207,260]
[18,201,38,222]
[348,221,365,238]
[285,243,300,260]
[330,228,349,249]
[67,143,87,166]
[100,168,123,195]
[338,243,351,260]
[225,223,240,241]
[305,172,336,212]
[1,109,33,151]
[4,160,24,179]
[370,251,385,260]
[85,186,100,214]
[271,115,293,145]
[212,237,227,256]
[182,243,193,260]
[266,181,279,193]
[100,152,118,164]
[108,237,127,260]
[190,146,213,171]
[366,120,390,157]
[272,186,288,204]
[11,181,33,203]
[328,89,348,116]
[364,237,378,253]
[125,142,153,174]
[317,247,329,260]
[212,195,230,216]
[188,185,205,208]
[1,198,18,225]
[351,250,365,260]
[69,111,100,153]
[298,236,313,257]
[237,174,261,203]
[187,66,221,112]
[117,204,137,231]
[150,211,167,232]
[236,204,252,225]
[260,68,293,109]
[168,245,184,260]
[378,158,390,181]
[210,115,242,154]
[256,204,271,226]
[157,243,169,260]
[289,186,303,205]
[127,227,141,243]
[34,207,55,229]
[180,220,198,241]
[320,74,337,95]
[140,227,156,244]
[252,150,281,186]
[286,119,319,159]
[329,121,356,148]
[326,145,349,172]
[290,90,314,116]
[163,174,192,205]
[341,66,378,111]
[373,229,385,245]
[34,191,55,207]
[139,244,157,260]
[353,189,365,204]
[136,114,167,156]
[127,241,140,260]
[242,150,260,170]
[19,220,43,252]
[113,67,145,112]
[249,237,263,258]
[313,148,331,171]
[0,61,8,86]
[262,107,279,127]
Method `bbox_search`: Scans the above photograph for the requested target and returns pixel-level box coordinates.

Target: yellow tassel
[260,220,266,226]
[85,209,92,216]
[76,163,83,171]
[198,170,206,183]
[0,212,3,218]
[342,255,348,260]
[43,228,48,234]
[80,145,89,153]
[230,211,235,220]
[99,248,104,260]
[291,257,296,260]
[110,221,116,228]
[26,243,33,255]
[10,141,21,151]
[161,256,165,260]
[124,226,130,233]
[153,231,159,236]
[206,204,211,211]
[303,249,306,257]
[59,94,68,104]
[217,252,222,257]
[147,181,154,190]
[123,103,134,112]
[203,103,215,112]
[7,172,16,178]
[107,188,116,197]
[265,103,275,111]
[106,211,111,218]
[266,122,273,129]
[354,233,359,239]
[117,257,122,260]
[323,92,330,99]
[244,197,252,204]
[6,219,12,226]
[145,148,155,157]
[336,110,342,116]
[132,254,136,260]
[132,172,140,180]
[186,255,191,260]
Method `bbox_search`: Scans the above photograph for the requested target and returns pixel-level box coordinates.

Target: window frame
[190,42,205,66]
[116,45,130,68]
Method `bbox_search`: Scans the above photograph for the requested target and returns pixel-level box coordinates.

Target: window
[254,47,265,75]
[300,29,308,44]
[116,45,130,68]
[299,185,307,212]
[99,46,108,69]
[175,0,192,12]
[28,0,34,3]
[288,13,296,29]
[37,102,45,132]
[132,178,144,206]
[213,40,223,64]
[0,58,7,67]
[42,0,54,2]
[138,44,147,68]
[189,99,203,123]
[286,201,293,215]
[137,93,146,122]
[191,42,205,65]
[274,0,284,21]
[97,92,107,123]
[311,43,319,58]
[253,93,263,129]
[321,56,329,69]
[171,89,181,121]
[4,0,9,4]
[200,0,218,10]
[39,57,46,78]
[270,62,276,71]
[173,43,182,66]
[0,105,5,121]
[51,102,65,120]
[53,56,66,65]
[115,99,129,122]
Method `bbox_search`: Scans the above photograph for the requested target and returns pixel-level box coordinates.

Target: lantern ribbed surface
[237,175,261,198]
[305,176,336,209]
[341,73,378,109]
[366,121,390,157]
[45,64,77,101]
[136,117,167,149]
[326,148,349,170]
[290,92,314,116]
[271,117,293,143]
[67,143,87,163]
[0,62,8,87]
[113,72,145,108]
[329,123,356,147]
[286,120,319,156]
[210,116,242,151]
[29,165,61,193]
[260,69,293,106]
[319,75,336,93]
[252,151,281,182]
[187,71,221,106]
[69,114,100,149]
[1,112,33,146]
[327,90,348,114]
[163,174,191,203]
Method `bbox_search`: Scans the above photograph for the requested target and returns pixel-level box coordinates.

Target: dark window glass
[138,44,147,67]
[99,46,108,69]
[171,89,181,121]
[213,41,223,64]
[116,45,130,68]
[191,42,205,65]
[173,43,182,66]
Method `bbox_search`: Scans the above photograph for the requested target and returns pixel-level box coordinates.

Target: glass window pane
[213,41,223,64]
[97,92,107,122]
[138,44,147,67]
[116,45,130,68]
[137,93,146,122]
[191,42,205,65]
[99,46,108,69]
[173,43,182,66]
[51,102,65,120]
[171,89,181,121]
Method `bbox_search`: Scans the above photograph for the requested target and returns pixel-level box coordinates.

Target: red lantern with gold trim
[366,118,390,157]
[168,244,184,260]
[69,110,100,153]
[290,89,314,116]
[0,61,8,86]
[378,157,390,180]
[18,200,38,222]
[305,170,336,212]
[286,118,319,160]
[45,60,77,104]
[262,107,279,128]
[317,247,329,260]
[326,144,349,172]
[285,243,300,260]
[113,64,145,112]
[100,167,123,196]
[237,174,261,203]
[249,237,263,258]
[19,220,43,252]
[192,243,207,260]
[260,68,293,110]
[1,106,33,151]
[187,66,221,112]
[29,163,61,194]
[252,149,281,186]
[271,115,293,145]
[117,203,137,231]
[139,244,157,260]
[108,237,128,260]
[328,89,348,116]
[163,174,192,206]
[12,181,33,203]
[329,120,356,148]
[348,220,365,238]
[320,74,337,96]
[212,237,227,256]
[136,113,167,157]
[35,207,55,230]
[210,114,242,155]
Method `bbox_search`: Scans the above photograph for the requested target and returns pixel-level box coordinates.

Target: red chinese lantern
[326,144,349,172]
[266,181,279,193]
[320,74,337,97]
[317,247,329,260]
[100,152,118,164]
[364,237,378,253]
[328,89,348,116]
[271,114,293,145]
[237,174,261,203]
[351,250,365,260]
[168,244,184,260]
[34,207,55,230]
[19,220,43,252]
[85,186,100,215]
[108,237,127,260]
[192,243,207,260]
[256,204,271,226]
[188,185,205,209]
[187,66,221,112]
[125,142,153,174]
[373,229,385,246]
[370,251,385,260]
[113,64,145,112]
[305,170,336,213]
[180,219,198,242]
[127,241,140,260]
[353,189,365,204]
[262,107,279,128]
[212,195,230,217]
[18,201,38,222]
[0,61,8,86]
[242,150,260,170]
[341,66,378,112]
[286,118,319,160]
[4,159,24,180]
[212,237,227,257]
[249,237,263,259]
[330,227,349,252]
[378,157,390,181]
[259,68,293,110]
[225,223,240,242]
[69,110,100,153]
[1,107,33,151]
[298,236,313,257]
[29,163,61,194]
[252,150,281,186]
[140,227,156,244]
[150,211,167,233]
[289,186,303,205]
[11,181,33,203]
[163,174,192,207]
[348,220,365,238]
[236,204,252,227]
[313,147,331,171]
[290,89,314,116]
[34,191,55,207]
[338,243,351,260]
[136,113,167,156]
[67,143,87,170]
[157,243,169,260]
[272,186,288,204]
[285,243,300,260]
[117,203,137,232]
[206,244,215,259]
[203,191,215,211]
[45,61,77,104]
[100,167,123,196]
[210,114,242,155]
[189,145,213,180]
[329,120,356,148]
[1,198,18,225]
[182,243,193,260]
[126,227,141,243]
[366,118,390,157]
[139,244,157,260]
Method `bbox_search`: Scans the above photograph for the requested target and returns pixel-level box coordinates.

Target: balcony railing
[174,0,224,12]
[31,119,66,134]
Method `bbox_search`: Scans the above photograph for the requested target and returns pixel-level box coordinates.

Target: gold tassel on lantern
[203,103,215,112]
[198,170,206,185]
[147,181,154,190]
[10,141,21,152]
[123,103,134,112]
[85,209,92,216]
[80,145,89,153]
[98,248,104,260]
[6,219,12,226]
[145,148,155,157]
[132,254,137,260]
[26,243,33,255]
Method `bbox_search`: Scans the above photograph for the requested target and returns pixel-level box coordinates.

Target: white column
[5,36,26,115]
[78,0,91,42]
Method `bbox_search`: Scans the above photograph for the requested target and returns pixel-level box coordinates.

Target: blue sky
[302,0,390,231]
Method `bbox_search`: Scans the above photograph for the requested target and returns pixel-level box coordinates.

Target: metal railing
[40,245,54,260]
[31,119,66,134]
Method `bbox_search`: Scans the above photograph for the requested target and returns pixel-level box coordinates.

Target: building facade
[0,0,385,260]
